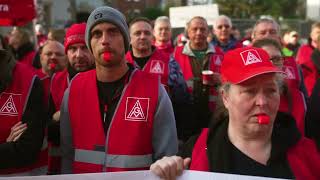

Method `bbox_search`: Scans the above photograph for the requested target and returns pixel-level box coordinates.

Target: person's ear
[221,88,230,109]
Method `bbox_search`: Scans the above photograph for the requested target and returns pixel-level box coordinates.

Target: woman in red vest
[150,47,320,180]
[0,49,47,175]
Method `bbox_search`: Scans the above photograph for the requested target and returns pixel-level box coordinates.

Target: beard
[97,49,125,68]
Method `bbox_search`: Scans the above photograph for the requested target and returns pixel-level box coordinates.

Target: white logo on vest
[283,66,296,79]
[214,55,222,66]
[125,97,150,121]
[150,60,164,74]
[240,49,262,65]
[0,94,19,116]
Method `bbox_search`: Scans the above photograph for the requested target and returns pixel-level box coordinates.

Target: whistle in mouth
[258,115,270,125]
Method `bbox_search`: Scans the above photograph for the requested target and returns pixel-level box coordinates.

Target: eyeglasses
[216,24,230,30]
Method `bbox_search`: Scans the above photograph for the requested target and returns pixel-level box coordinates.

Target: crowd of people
[0,5,319,179]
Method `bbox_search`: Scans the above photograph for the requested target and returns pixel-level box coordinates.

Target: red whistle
[49,63,56,70]
[258,115,270,125]
[103,52,111,62]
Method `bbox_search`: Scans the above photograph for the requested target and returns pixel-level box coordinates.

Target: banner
[0,170,287,180]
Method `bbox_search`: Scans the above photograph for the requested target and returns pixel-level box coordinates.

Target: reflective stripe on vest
[0,166,48,177]
[41,137,48,150]
[75,149,153,168]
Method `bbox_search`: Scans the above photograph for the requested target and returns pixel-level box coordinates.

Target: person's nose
[139,32,148,39]
[101,32,111,46]
[75,48,84,58]
[195,29,202,35]
[49,53,59,60]
[256,92,268,106]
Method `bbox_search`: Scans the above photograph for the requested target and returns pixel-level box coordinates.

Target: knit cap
[64,23,86,54]
[85,6,130,53]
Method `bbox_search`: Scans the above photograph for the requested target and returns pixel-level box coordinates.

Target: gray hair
[154,16,171,27]
[252,18,280,38]
[186,16,208,30]
[213,15,232,29]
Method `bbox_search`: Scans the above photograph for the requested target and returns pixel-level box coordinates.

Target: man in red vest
[39,40,67,78]
[296,22,320,96]
[47,23,95,174]
[126,17,169,88]
[126,17,183,91]
[35,40,67,104]
[0,49,46,175]
[211,15,242,52]
[60,6,177,174]
[153,16,174,55]
[173,16,224,141]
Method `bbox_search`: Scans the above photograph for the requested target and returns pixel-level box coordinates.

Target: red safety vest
[154,42,174,55]
[48,70,69,174]
[296,44,317,96]
[18,50,36,67]
[126,50,169,89]
[68,69,158,173]
[174,45,224,111]
[190,128,320,179]
[279,57,306,135]
[51,70,69,110]
[0,63,48,175]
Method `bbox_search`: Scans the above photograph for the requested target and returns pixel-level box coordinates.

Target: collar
[182,41,216,57]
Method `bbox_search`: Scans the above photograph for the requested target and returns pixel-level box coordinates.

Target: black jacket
[179,112,301,179]
[0,50,46,169]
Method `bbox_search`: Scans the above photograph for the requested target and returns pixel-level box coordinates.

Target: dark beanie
[85,6,130,53]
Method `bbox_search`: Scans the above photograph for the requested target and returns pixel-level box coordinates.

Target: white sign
[169,4,219,28]
[0,170,288,180]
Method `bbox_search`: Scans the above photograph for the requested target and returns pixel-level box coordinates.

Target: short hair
[154,16,171,27]
[129,17,152,29]
[13,27,32,45]
[252,38,282,53]
[311,22,320,31]
[48,28,66,44]
[186,16,208,31]
[252,18,280,38]
[213,15,232,29]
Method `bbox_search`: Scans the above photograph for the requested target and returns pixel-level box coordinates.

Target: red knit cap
[64,23,86,53]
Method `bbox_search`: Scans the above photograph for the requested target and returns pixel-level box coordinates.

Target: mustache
[48,59,58,64]
[98,48,115,54]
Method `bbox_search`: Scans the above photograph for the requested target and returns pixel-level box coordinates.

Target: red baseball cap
[221,47,284,84]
